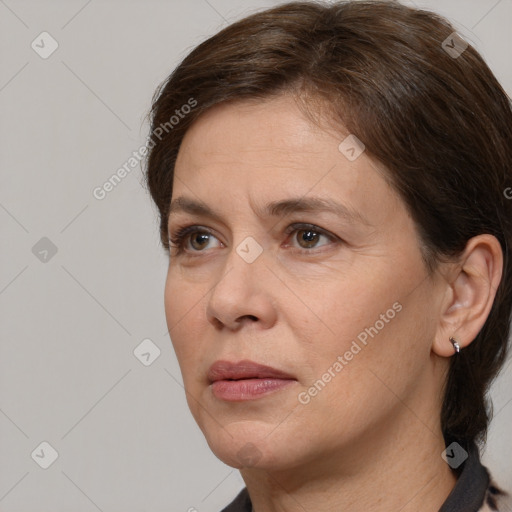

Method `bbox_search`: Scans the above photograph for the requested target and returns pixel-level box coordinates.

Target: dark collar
[220,487,251,512]
[439,440,489,512]
[221,441,489,512]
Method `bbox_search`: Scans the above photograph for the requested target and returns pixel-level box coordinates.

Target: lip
[208,360,295,382]
[208,360,297,401]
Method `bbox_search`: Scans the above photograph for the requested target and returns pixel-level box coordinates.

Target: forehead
[176,95,336,169]
[172,95,403,225]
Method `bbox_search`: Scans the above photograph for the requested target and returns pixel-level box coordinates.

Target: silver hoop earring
[449,336,460,354]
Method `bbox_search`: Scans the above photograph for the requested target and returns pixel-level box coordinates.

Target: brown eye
[169,226,223,255]
[285,223,336,252]
[296,229,321,248]
[190,232,211,250]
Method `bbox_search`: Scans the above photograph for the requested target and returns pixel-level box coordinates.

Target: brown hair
[144,0,512,445]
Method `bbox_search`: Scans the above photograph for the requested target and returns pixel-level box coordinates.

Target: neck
[240,423,457,512]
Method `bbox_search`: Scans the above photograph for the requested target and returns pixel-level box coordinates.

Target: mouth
[207,360,297,401]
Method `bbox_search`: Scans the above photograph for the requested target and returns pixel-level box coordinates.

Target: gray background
[0,0,511,510]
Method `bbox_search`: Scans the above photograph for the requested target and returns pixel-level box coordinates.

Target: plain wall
[1,0,511,510]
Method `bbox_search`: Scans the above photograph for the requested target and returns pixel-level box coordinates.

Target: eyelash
[168,223,339,256]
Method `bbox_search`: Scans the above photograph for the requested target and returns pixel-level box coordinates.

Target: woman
[144,1,512,510]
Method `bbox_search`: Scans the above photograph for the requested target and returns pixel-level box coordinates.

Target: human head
[145,0,512,450]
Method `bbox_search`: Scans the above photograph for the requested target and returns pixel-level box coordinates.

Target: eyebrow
[168,196,371,226]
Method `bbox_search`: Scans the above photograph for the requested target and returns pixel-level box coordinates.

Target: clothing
[221,442,510,511]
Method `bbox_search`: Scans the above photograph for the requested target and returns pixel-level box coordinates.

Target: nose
[206,245,278,331]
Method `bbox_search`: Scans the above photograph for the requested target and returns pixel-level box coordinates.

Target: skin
[164,94,503,512]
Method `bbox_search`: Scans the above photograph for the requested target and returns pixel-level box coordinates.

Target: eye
[169,223,338,256]
[285,223,337,251]
[169,226,222,254]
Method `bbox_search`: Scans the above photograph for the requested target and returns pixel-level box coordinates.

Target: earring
[449,336,461,354]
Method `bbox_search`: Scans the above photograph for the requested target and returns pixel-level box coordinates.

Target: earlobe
[432,234,503,358]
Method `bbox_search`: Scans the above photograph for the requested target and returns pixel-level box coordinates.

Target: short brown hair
[144,0,512,445]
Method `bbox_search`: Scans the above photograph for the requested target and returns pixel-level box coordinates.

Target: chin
[201,420,307,471]
[200,419,265,467]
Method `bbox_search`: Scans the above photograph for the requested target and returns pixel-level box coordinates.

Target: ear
[432,234,503,357]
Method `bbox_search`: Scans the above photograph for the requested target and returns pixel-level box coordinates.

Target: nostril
[234,314,259,325]
[211,317,224,329]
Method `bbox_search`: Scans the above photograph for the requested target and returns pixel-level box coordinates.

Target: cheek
[164,262,211,324]
[283,254,429,392]
[278,261,398,351]
[294,277,434,426]
[164,267,210,376]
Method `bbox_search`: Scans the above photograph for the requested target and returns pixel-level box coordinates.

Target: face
[165,95,446,472]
